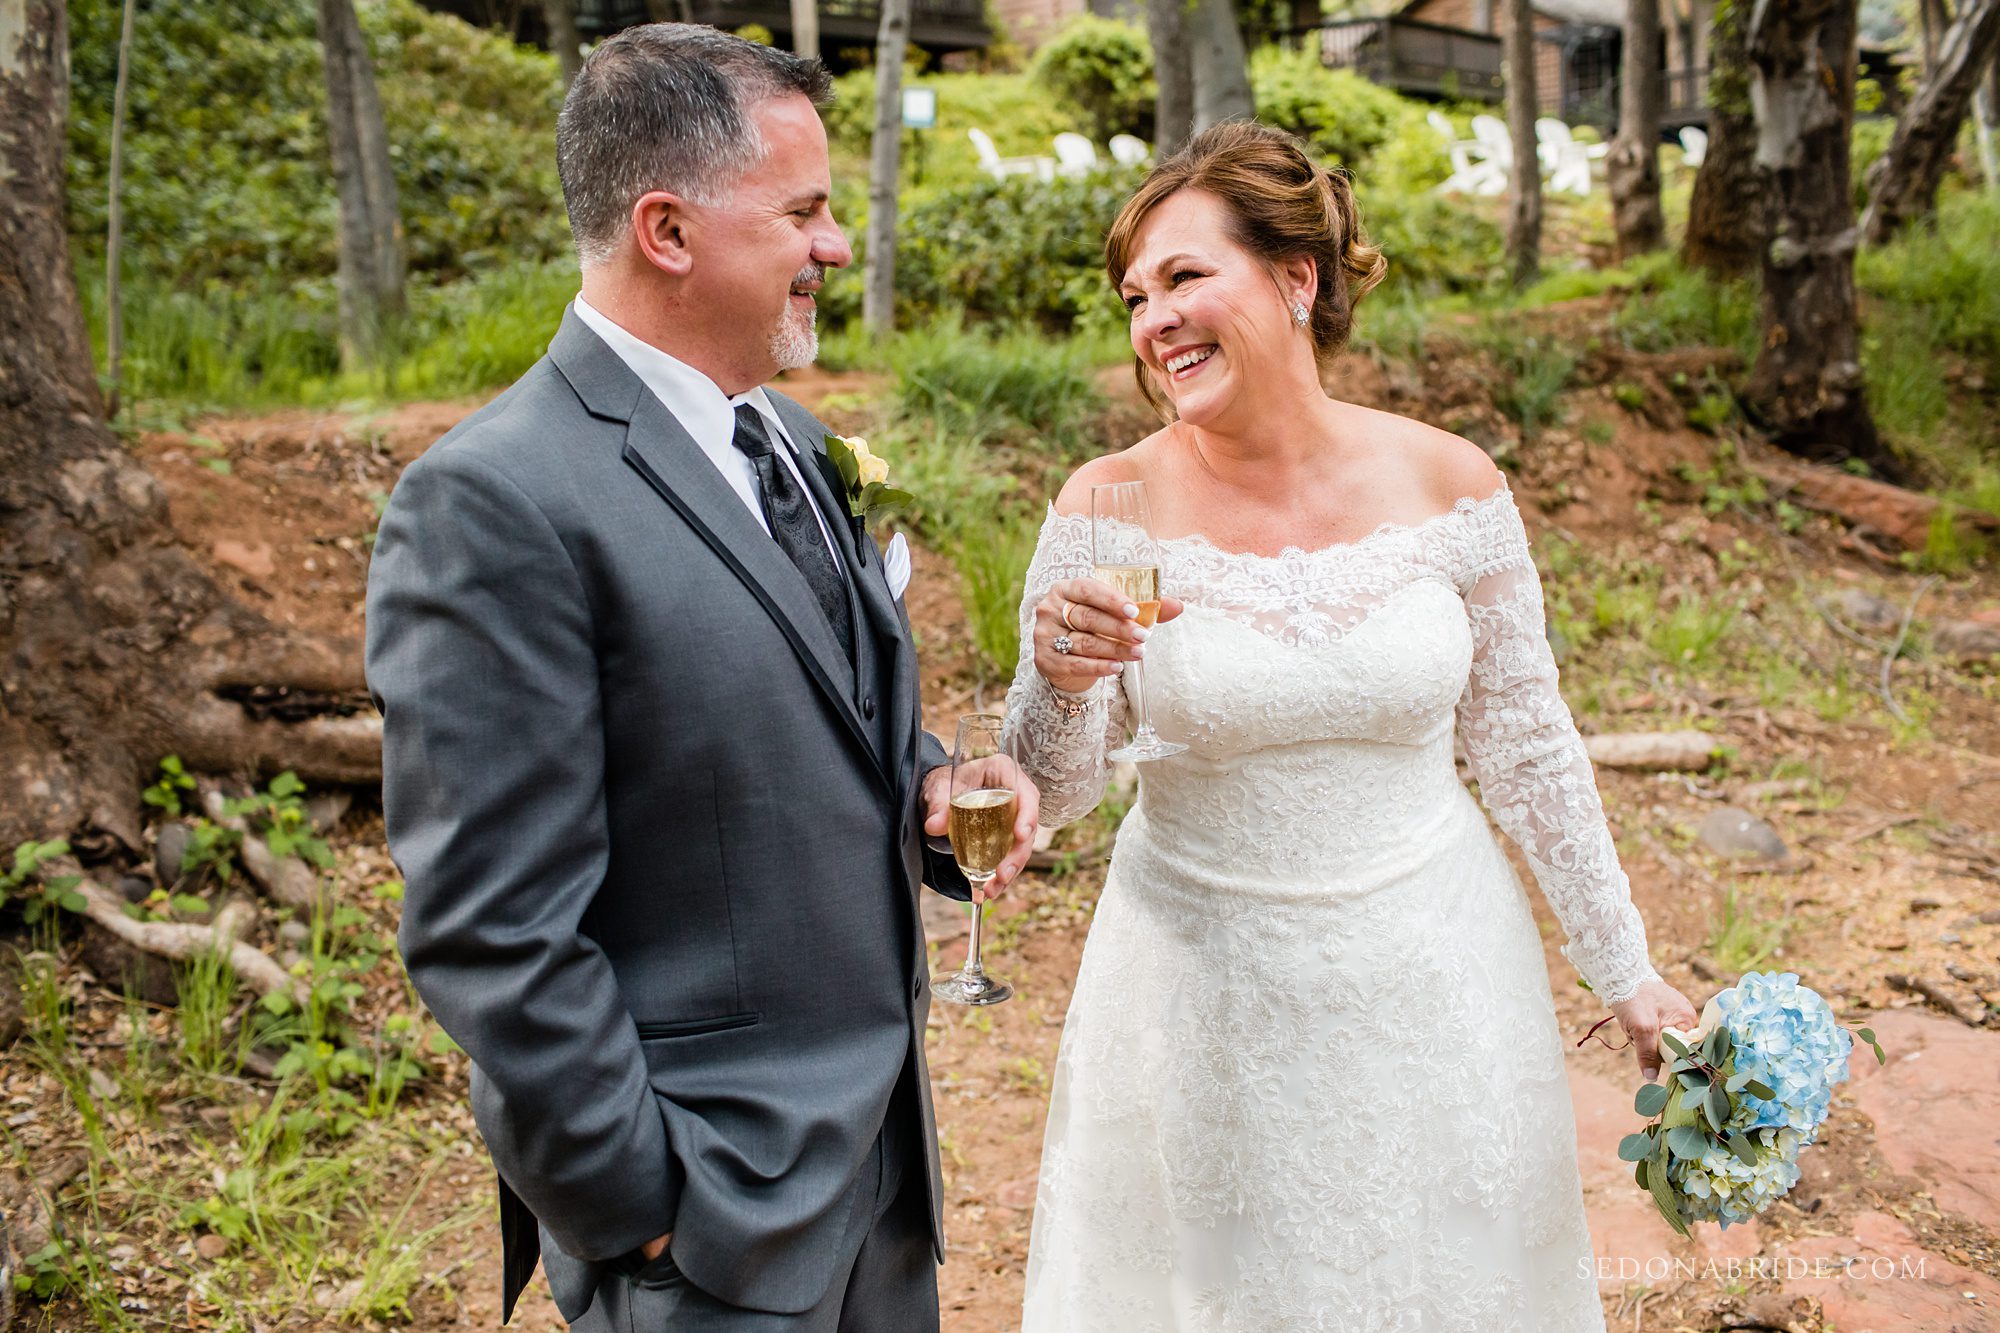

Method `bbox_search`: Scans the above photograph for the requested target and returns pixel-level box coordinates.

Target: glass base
[930,967,1015,1006]
[1108,736,1188,763]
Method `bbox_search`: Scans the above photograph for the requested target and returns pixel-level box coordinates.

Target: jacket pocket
[634,1012,760,1041]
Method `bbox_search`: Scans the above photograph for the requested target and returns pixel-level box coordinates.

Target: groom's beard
[770,263,823,373]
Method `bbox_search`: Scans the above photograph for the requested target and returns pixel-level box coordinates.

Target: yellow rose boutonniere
[824,434,914,524]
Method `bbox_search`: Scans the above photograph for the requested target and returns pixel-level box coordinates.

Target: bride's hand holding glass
[1031,578,1185,696]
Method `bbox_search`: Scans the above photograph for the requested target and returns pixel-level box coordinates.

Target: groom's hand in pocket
[923,758,1041,902]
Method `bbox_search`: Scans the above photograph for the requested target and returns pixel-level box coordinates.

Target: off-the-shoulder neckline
[1043,478,1514,563]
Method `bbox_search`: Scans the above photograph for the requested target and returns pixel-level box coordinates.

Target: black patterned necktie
[730,404,854,660]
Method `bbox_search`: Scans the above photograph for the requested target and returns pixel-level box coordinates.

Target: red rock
[1782,1210,2000,1332]
[1846,1010,2000,1235]
[212,539,275,580]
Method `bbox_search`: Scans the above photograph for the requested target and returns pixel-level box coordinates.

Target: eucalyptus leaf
[1634,1158,1649,1189]
[1676,1069,1711,1090]
[1725,1132,1758,1166]
[1680,1088,1706,1111]
[1618,1133,1654,1162]
[1634,1083,1670,1117]
[1666,1125,1711,1160]
[1743,1078,1776,1100]
[1704,1083,1729,1134]
[1660,1031,1690,1057]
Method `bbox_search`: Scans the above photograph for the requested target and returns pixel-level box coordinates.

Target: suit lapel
[548,312,889,792]
[768,393,920,787]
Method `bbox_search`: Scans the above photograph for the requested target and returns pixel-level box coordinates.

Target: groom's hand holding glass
[921,755,1040,904]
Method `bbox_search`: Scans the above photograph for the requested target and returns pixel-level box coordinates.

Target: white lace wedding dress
[1005,482,1657,1333]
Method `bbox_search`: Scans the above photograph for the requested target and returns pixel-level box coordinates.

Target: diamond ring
[1052,634,1074,655]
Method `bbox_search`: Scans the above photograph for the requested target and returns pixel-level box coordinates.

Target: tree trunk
[1188,0,1253,133]
[316,0,407,372]
[0,0,376,854]
[104,0,137,419]
[1859,0,2000,243]
[1683,0,1763,276]
[790,0,819,59]
[1502,0,1541,287]
[863,0,910,334]
[1920,0,1950,70]
[1148,0,1194,154]
[1975,55,2000,189]
[1744,0,1899,479]
[543,0,583,87]
[1608,0,1666,258]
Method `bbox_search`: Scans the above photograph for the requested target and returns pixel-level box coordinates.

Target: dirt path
[68,382,2000,1330]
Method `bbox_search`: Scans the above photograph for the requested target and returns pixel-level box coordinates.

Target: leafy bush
[1361,190,1505,296]
[1249,48,1452,188]
[884,169,1141,327]
[66,0,568,288]
[1031,17,1155,140]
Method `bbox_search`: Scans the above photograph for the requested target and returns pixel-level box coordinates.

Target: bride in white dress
[1005,124,1699,1332]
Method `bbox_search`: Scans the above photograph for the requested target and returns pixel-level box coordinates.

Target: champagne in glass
[1091,563,1161,629]
[948,787,1018,878]
[1092,482,1187,762]
[931,714,1018,1006]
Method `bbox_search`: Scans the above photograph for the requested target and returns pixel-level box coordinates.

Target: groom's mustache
[789,264,825,295]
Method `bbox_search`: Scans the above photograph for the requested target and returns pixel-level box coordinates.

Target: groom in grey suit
[365,24,1038,1331]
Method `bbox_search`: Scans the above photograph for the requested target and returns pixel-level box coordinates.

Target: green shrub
[67,0,569,288]
[1031,17,1155,140]
[1249,47,1452,188]
[1362,191,1505,296]
[885,169,1140,327]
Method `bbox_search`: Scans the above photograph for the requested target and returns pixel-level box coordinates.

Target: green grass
[84,260,576,409]
[1705,884,1789,974]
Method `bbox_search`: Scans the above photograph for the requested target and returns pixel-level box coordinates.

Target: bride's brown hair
[1104,122,1387,419]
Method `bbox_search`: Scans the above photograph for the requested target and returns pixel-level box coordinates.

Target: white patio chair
[1678,125,1709,169]
[1535,117,1602,196]
[967,127,1055,182]
[1052,132,1100,177]
[1438,113,1513,196]
[1108,133,1152,168]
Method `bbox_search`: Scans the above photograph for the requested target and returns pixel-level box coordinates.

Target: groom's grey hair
[556,24,833,268]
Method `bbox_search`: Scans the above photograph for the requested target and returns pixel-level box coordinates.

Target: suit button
[862,696,877,720]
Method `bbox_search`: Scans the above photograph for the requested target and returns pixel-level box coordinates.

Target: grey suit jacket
[365,308,970,1322]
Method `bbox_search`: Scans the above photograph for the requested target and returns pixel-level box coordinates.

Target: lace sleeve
[1454,495,1661,1005]
[1002,507,1130,829]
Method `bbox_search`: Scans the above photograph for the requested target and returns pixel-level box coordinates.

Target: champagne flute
[930,713,1018,1006]
[1092,481,1187,763]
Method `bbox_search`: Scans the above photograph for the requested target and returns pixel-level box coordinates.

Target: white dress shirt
[571,296,843,565]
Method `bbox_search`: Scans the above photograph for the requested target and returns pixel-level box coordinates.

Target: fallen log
[1750,455,2000,552]
[1584,730,1721,772]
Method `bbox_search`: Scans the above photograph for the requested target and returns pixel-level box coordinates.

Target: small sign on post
[900,86,937,130]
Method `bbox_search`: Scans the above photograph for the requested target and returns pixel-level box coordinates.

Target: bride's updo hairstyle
[1104,122,1387,416]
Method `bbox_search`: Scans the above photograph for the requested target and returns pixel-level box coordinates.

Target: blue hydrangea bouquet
[1615,971,1886,1236]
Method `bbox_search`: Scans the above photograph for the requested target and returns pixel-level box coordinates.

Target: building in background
[419,0,990,68]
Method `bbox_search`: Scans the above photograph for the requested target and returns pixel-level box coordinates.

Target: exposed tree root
[66,867,305,1006]
[173,695,382,788]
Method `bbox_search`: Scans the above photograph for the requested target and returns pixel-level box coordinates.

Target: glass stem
[1126,658,1156,740]
[964,883,991,974]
